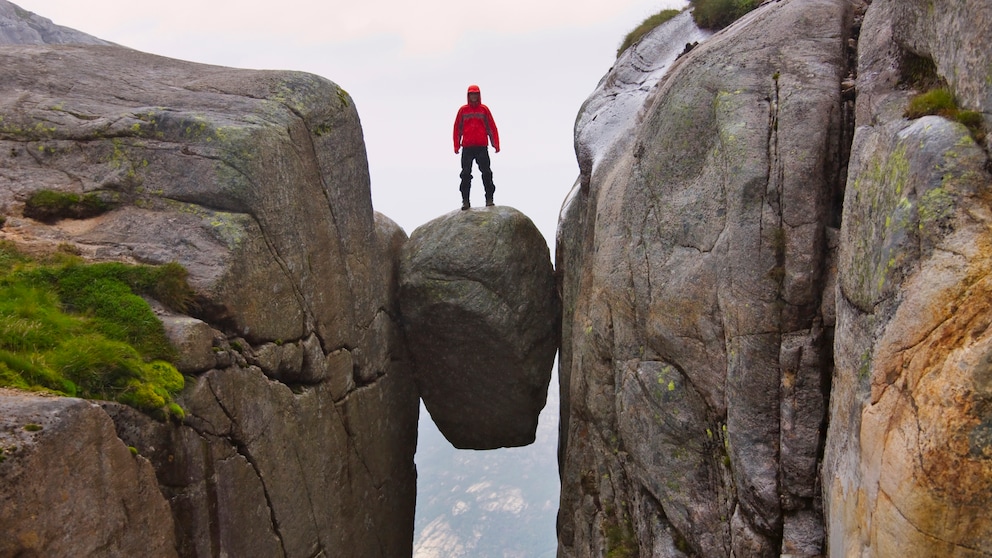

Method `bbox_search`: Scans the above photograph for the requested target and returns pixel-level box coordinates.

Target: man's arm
[486,107,500,153]
[453,107,464,153]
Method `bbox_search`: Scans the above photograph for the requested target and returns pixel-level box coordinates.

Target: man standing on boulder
[453,84,500,210]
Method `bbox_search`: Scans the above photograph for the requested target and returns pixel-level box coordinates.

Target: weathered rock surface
[0,0,111,45]
[868,0,992,151]
[574,10,710,181]
[560,0,992,556]
[558,1,852,555]
[0,390,177,557]
[558,6,709,485]
[0,24,418,558]
[160,313,223,374]
[0,43,380,349]
[105,363,419,558]
[400,206,558,449]
[822,0,992,555]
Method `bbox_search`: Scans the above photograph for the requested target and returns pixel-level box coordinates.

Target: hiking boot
[461,199,470,210]
[485,197,494,207]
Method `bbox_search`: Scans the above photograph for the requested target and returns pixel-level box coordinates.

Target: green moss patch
[0,241,192,420]
[23,190,116,223]
[603,508,637,558]
[905,88,957,119]
[905,88,987,143]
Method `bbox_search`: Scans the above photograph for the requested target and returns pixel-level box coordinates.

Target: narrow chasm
[832,4,864,228]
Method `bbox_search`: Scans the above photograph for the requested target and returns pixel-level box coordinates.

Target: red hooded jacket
[453,85,500,152]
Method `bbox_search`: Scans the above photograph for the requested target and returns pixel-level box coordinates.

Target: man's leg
[476,149,495,206]
[459,149,474,209]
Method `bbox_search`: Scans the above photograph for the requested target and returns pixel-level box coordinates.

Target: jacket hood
[467,84,481,104]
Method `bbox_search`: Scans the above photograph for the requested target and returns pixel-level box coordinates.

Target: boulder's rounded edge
[399,206,559,449]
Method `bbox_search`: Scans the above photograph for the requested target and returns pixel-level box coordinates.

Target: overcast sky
[14,0,688,248]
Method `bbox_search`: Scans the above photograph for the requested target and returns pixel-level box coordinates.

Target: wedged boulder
[0,389,177,558]
[399,206,559,449]
[823,0,992,555]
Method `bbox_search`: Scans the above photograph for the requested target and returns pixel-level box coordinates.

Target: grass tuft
[905,87,987,143]
[0,242,190,420]
[905,88,956,118]
[617,9,683,58]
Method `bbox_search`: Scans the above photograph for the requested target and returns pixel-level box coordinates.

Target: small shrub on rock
[690,0,759,30]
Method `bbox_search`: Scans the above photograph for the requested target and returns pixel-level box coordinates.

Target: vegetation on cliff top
[690,0,759,30]
[617,9,682,57]
[616,0,760,58]
[0,241,193,420]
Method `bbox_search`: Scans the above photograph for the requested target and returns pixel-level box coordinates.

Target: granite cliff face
[558,0,991,556]
[0,391,178,557]
[559,1,851,554]
[823,0,992,555]
[0,3,418,555]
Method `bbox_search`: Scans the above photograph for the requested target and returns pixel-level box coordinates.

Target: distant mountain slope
[0,0,112,45]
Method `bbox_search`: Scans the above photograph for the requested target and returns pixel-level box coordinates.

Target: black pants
[459,146,495,201]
